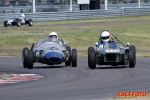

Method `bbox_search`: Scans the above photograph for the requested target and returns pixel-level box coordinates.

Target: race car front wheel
[27,50,34,69]
[71,49,77,67]
[89,48,96,69]
[129,45,136,68]
[28,20,33,26]
[17,21,21,27]
[4,21,8,27]
[22,47,29,68]
[65,46,71,66]
[88,47,94,68]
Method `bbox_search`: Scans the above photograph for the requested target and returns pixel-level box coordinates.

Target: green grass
[0,15,150,57]
[0,72,3,75]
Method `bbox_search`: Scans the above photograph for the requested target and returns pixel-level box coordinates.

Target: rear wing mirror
[95,42,98,46]
[64,42,67,46]
[126,42,130,47]
[61,42,67,46]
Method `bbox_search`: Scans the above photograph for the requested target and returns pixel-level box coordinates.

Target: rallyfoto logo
[117,92,148,98]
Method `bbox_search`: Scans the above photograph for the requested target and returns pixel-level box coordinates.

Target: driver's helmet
[100,30,110,43]
[49,32,58,39]
[21,13,25,18]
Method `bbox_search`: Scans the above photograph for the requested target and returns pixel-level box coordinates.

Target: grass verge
[0,15,150,57]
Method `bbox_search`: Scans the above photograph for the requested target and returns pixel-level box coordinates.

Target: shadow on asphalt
[33,65,65,69]
[96,66,127,69]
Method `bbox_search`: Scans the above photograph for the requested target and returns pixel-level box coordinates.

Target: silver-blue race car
[22,37,77,69]
[88,34,136,69]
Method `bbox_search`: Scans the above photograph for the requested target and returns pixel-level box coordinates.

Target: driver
[18,13,27,23]
[39,32,64,45]
[20,13,26,18]
[36,32,64,47]
[97,30,117,48]
[48,32,59,43]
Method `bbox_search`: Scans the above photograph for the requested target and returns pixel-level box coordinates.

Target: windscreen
[101,43,115,49]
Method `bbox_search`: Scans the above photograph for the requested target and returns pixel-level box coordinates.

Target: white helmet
[21,13,25,18]
[101,31,110,43]
[49,32,58,39]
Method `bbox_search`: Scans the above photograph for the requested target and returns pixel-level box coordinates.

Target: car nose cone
[44,52,64,64]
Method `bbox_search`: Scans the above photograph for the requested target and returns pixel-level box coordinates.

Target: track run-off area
[0,57,150,100]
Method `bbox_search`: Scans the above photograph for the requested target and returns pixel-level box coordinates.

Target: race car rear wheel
[129,45,136,68]
[65,60,71,66]
[4,21,8,27]
[27,50,34,69]
[89,48,96,69]
[28,20,33,26]
[16,21,21,27]
[22,47,29,68]
[66,46,71,56]
[65,46,71,66]
[88,47,94,68]
[71,49,77,67]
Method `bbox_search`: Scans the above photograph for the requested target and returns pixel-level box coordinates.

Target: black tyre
[89,49,96,69]
[65,60,71,66]
[16,21,21,27]
[88,47,94,68]
[27,50,34,69]
[66,46,71,55]
[28,20,33,26]
[22,47,29,68]
[129,45,136,68]
[4,21,8,27]
[65,46,71,66]
[71,49,77,67]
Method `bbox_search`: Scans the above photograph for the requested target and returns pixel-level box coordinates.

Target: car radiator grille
[49,58,61,62]
[105,54,116,61]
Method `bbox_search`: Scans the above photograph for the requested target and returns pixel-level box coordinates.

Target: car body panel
[33,41,67,65]
[96,41,128,65]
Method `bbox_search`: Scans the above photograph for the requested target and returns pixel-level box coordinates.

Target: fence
[1,2,150,14]
[0,5,80,14]
[0,7,150,22]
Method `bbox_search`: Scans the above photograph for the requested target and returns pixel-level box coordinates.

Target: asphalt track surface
[0,57,150,100]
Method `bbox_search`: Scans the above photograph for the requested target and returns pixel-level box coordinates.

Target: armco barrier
[1,2,150,14]
[0,7,150,22]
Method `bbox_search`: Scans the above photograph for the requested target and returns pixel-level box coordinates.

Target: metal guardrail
[0,9,121,22]
[1,3,150,13]
[0,5,80,14]
[101,3,150,9]
[0,7,150,22]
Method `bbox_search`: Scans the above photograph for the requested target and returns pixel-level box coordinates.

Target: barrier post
[3,10,5,13]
